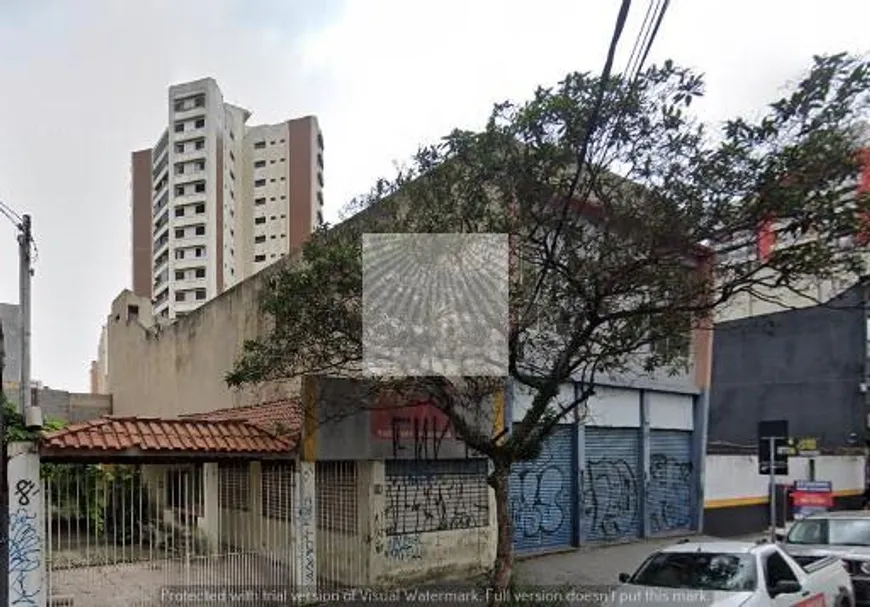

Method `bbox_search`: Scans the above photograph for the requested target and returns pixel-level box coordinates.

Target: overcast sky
[0,0,868,393]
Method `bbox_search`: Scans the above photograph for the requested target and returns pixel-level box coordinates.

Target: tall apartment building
[131,77,324,320]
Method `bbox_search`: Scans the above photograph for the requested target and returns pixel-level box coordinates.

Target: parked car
[615,539,854,606]
[780,511,870,606]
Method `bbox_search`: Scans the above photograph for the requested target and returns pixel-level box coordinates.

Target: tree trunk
[489,462,514,607]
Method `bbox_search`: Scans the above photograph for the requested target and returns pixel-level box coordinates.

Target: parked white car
[612,539,855,606]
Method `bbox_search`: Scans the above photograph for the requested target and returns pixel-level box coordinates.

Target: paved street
[515,533,764,588]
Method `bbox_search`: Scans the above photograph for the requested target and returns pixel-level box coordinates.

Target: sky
[0,0,869,393]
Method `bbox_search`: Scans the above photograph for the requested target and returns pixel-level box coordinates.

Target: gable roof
[40,415,296,457]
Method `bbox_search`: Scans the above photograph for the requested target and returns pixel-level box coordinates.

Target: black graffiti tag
[14,479,36,506]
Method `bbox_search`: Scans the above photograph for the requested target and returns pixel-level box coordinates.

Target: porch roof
[40,415,297,460]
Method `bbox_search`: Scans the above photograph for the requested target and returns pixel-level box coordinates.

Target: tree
[227,54,870,600]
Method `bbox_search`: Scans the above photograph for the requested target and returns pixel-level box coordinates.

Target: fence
[43,461,299,606]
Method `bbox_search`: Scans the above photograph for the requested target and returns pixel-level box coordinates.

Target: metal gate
[581,427,641,542]
[509,424,575,552]
[648,430,695,534]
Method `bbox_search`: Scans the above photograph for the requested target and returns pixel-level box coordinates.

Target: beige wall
[106,261,298,418]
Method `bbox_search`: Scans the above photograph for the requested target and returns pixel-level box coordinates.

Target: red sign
[792,491,834,508]
[370,395,453,441]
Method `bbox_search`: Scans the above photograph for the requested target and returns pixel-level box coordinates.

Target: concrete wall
[362,460,496,587]
[2,386,111,424]
[106,273,298,418]
[710,283,865,450]
[703,454,865,537]
[309,377,495,461]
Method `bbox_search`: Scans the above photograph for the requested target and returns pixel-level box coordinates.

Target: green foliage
[228,53,870,463]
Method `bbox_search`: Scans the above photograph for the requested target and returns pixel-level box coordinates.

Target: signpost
[759,420,790,542]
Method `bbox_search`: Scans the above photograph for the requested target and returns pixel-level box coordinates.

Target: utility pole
[18,214,34,423]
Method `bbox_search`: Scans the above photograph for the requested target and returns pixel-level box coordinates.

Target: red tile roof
[41,416,295,454]
[182,400,302,439]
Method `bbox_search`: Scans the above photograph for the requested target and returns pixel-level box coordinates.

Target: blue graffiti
[9,507,40,606]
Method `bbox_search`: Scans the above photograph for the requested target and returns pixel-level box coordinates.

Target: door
[648,429,696,533]
[509,424,575,552]
[581,427,642,542]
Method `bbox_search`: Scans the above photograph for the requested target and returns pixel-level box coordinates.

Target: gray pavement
[514,533,764,588]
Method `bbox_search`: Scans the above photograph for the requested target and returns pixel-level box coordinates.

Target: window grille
[218,462,249,511]
[384,459,489,535]
[316,461,357,533]
[261,461,295,520]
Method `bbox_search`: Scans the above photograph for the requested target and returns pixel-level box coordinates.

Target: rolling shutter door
[648,429,695,533]
[581,427,641,542]
[509,424,574,552]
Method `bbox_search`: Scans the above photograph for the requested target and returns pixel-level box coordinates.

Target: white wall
[584,386,640,427]
[705,454,865,504]
[647,392,693,431]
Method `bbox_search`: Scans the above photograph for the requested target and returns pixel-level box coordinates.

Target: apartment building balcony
[174,169,207,186]
[174,148,207,164]
[174,125,206,144]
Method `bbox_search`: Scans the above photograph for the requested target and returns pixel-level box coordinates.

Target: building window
[175,250,185,260]
[175,164,184,175]
[174,100,185,112]
[195,225,205,236]
[229,170,235,181]
[195,268,205,279]
[254,160,266,168]
[175,186,185,196]
[195,96,205,108]
[195,247,204,258]
[195,140,205,150]
[195,289,206,300]
[254,217,266,225]
[175,291,185,302]
[254,254,266,262]
[175,271,185,280]
[280,176,285,181]
[194,182,206,193]
[196,161,205,171]
[254,198,266,206]
[174,122,184,133]
[194,118,205,128]
[174,207,184,217]
[175,143,184,153]
[255,235,266,243]
[270,179,276,183]
[175,228,185,238]
[253,141,266,150]
[254,179,266,187]
[280,158,285,162]
[195,203,205,214]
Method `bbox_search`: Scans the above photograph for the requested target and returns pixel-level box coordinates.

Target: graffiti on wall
[384,466,489,535]
[385,534,424,561]
[298,464,316,587]
[9,476,41,606]
[647,454,693,533]
[509,445,570,545]
[581,458,639,540]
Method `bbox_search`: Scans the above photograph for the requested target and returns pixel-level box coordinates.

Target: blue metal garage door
[648,429,695,534]
[581,427,642,542]
[509,424,575,552]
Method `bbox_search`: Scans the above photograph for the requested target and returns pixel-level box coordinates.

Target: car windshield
[629,552,757,592]
[787,518,870,546]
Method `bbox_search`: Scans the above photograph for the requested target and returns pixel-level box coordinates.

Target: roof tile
[41,416,295,455]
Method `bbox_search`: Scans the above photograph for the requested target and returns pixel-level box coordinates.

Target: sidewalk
[514,533,764,588]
